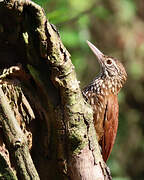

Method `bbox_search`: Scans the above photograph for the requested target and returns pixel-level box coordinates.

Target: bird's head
[87,41,127,87]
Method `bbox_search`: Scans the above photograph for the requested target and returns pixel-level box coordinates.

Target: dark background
[33,0,144,179]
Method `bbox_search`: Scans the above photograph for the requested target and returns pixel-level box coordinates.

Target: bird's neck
[93,74,123,96]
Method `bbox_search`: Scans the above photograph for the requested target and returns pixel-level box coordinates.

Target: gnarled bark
[0,0,112,179]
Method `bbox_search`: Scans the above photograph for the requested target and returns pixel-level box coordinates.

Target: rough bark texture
[0,0,112,179]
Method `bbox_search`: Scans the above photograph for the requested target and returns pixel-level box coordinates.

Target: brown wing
[101,94,119,162]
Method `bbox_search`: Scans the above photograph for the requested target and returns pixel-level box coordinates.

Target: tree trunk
[0,0,112,179]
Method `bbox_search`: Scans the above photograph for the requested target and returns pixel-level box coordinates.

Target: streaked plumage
[83,41,127,162]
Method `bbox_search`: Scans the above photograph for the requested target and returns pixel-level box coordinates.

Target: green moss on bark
[0,154,17,180]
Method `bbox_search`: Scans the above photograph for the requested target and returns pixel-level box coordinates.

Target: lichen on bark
[0,0,112,179]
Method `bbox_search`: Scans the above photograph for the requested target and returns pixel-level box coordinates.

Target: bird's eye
[106,59,113,65]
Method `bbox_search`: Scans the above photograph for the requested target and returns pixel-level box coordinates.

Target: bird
[83,41,127,162]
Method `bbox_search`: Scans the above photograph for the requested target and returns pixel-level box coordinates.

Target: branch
[0,86,40,180]
[0,0,112,179]
[45,17,111,180]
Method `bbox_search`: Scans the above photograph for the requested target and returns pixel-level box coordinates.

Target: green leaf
[93,6,111,19]
[32,0,49,6]
[60,29,80,48]
[68,0,93,13]
[48,8,71,24]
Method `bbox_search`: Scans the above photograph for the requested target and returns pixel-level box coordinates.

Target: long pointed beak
[86,40,104,64]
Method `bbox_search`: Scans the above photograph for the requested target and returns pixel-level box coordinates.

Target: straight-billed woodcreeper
[83,41,127,162]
